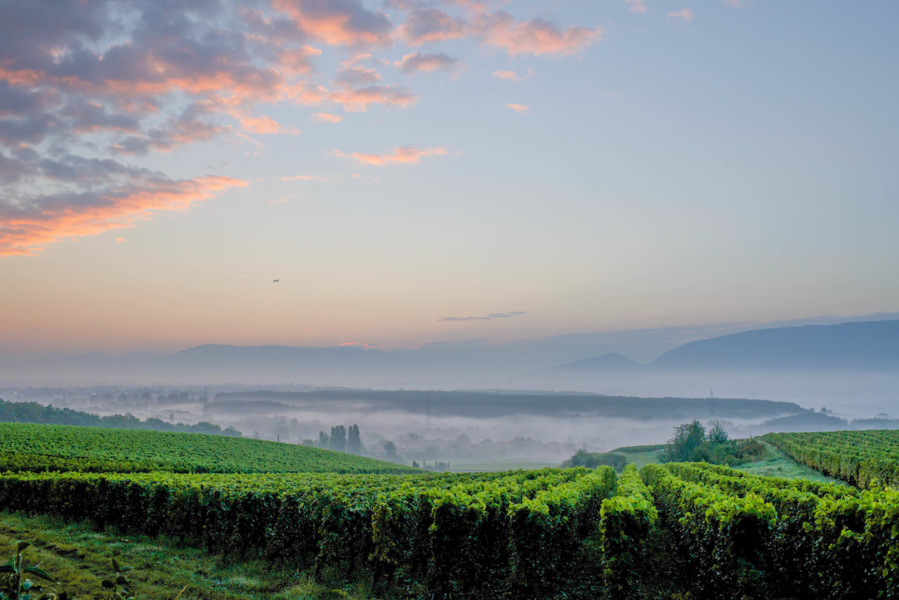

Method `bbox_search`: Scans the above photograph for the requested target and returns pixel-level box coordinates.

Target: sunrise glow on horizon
[1,0,897,353]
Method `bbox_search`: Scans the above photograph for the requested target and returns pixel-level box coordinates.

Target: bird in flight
[273,279,279,283]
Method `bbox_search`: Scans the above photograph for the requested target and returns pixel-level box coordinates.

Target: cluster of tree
[660,419,765,466]
[0,399,242,437]
[314,424,363,454]
[561,449,628,472]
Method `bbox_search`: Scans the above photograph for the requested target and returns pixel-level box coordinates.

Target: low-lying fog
[5,368,898,470]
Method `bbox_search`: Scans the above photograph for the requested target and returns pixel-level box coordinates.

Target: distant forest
[213,389,807,420]
[0,399,242,436]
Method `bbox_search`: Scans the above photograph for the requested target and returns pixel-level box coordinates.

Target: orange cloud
[311,112,343,123]
[668,8,694,22]
[327,85,417,112]
[273,0,393,47]
[506,103,528,113]
[0,176,247,257]
[475,13,603,56]
[277,46,323,75]
[242,115,298,135]
[493,67,533,81]
[333,146,448,165]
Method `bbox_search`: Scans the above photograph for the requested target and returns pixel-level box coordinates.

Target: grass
[0,511,377,600]
[616,440,845,484]
[620,450,664,470]
[449,460,559,472]
[733,441,846,484]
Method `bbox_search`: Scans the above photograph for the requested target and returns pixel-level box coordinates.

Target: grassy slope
[615,441,844,483]
[733,441,846,484]
[0,511,376,600]
[0,422,415,474]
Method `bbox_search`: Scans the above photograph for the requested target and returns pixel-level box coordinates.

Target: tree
[330,425,347,453]
[661,420,706,462]
[318,430,330,449]
[384,440,397,461]
[347,424,363,455]
[707,419,729,444]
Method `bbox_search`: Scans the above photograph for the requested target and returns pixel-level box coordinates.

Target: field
[764,429,899,487]
[0,423,416,474]
[2,424,899,599]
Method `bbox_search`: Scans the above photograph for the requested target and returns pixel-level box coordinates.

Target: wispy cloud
[333,145,448,165]
[506,103,529,113]
[395,52,462,75]
[0,170,246,256]
[311,112,343,124]
[474,13,603,56]
[626,0,648,13]
[280,175,328,181]
[328,85,418,112]
[439,311,527,322]
[493,68,534,82]
[667,8,695,22]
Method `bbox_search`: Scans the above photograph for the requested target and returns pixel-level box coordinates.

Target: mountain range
[2,317,898,386]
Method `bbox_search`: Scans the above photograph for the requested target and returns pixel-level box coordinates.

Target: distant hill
[652,320,899,371]
[547,353,644,372]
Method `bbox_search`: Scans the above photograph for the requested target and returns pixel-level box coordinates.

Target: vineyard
[765,429,899,488]
[1,425,899,598]
[0,423,416,474]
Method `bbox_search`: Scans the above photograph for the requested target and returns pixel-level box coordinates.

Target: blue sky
[1,0,897,352]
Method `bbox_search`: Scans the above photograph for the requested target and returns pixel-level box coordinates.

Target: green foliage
[101,558,134,600]
[599,465,658,599]
[661,420,763,466]
[561,450,627,472]
[0,468,615,600]
[764,429,899,488]
[660,420,707,463]
[0,541,63,600]
[643,461,899,599]
[0,423,415,475]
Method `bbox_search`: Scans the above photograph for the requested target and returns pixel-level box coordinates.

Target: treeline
[0,399,241,437]
[312,424,363,454]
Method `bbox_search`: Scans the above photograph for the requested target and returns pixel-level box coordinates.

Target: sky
[1,0,898,354]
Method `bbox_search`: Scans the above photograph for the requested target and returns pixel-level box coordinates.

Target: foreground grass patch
[0,512,376,600]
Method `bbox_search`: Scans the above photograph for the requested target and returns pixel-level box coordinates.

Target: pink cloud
[334,66,383,88]
[242,115,299,135]
[474,12,603,56]
[506,103,528,113]
[272,0,394,47]
[395,52,462,75]
[668,8,695,22]
[397,8,468,45]
[311,112,342,123]
[626,0,648,13]
[493,67,533,82]
[277,46,323,75]
[333,145,448,165]
[0,175,247,257]
[327,85,418,112]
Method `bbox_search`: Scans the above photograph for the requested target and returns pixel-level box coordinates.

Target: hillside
[546,352,644,372]
[652,320,899,371]
[0,422,416,474]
